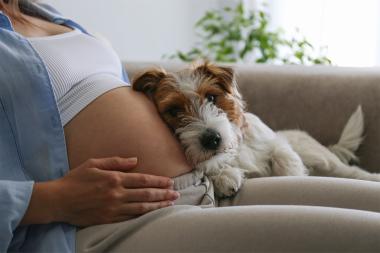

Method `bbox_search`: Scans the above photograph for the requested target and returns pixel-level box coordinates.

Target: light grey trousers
[76,171,380,252]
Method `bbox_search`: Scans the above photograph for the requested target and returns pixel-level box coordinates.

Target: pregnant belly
[63,86,192,178]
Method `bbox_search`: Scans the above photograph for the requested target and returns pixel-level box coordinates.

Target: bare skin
[64,86,192,178]
[11,13,74,37]
[5,11,192,226]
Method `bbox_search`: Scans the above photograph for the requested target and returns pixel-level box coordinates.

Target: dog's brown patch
[193,62,234,94]
[132,68,167,97]
[132,62,245,130]
[154,83,194,130]
[194,63,244,127]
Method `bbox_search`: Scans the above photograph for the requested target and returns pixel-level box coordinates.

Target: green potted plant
[168,1,331,65]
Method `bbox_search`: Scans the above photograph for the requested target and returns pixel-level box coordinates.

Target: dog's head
[132,62,246,167]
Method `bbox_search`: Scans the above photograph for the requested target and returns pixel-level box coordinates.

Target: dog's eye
[166,106,182,117]
[206,94,217,104]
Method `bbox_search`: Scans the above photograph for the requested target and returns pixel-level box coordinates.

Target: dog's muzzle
[200,128,221,150]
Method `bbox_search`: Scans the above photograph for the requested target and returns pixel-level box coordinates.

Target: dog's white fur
[198,105,380,197]
[133,64,380,198]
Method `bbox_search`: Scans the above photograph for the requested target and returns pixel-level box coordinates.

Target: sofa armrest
[125,61,380,172]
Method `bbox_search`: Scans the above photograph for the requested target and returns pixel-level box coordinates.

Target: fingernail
[173,192,180,199]
[168,179,174,187]
[127,157,138,164]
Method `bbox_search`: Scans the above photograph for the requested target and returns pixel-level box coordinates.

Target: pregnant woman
[1,1,380,252]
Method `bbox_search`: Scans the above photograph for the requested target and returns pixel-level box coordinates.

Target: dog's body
[204,107,380,197]
[133,62,380,197]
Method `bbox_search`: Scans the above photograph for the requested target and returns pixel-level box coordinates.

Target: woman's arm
[20,157,179,226]
[20,181,57,225]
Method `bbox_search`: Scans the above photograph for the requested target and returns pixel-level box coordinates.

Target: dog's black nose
[200,128,221,150]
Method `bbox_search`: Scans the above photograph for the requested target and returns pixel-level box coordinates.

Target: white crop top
[28,28,129,127]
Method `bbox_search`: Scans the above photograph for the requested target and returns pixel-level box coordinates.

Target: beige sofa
[125,61,380,173]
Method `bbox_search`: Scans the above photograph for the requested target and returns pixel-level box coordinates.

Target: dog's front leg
[270,137,308,176]
[210,167,245,198]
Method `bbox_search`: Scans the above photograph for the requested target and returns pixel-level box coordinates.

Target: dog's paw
[213,175,239,197]
[212,168,244,198]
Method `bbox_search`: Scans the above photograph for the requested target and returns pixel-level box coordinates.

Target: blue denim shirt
[0,2,129,252]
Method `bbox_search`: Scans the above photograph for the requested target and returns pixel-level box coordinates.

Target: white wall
[44,0,220,61]
[44,0,380,67]
[268,0,380,67]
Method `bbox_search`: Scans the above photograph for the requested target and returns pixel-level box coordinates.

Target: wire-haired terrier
[132,62,380,197]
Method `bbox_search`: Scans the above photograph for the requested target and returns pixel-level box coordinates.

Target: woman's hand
[21,156,179,227]
[55,156,180,226]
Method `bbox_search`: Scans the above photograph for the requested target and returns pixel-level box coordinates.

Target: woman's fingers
[84,156,138,172]
[120,201,175,216]
[124,188,180,202]
[122,173,174,189]
[85,157,175,189]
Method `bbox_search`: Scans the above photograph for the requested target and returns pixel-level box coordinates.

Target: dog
[132,62,380,197]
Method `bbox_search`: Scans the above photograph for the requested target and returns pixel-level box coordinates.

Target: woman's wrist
[20,180,62,225]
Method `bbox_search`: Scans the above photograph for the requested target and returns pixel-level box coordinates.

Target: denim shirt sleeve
[0,181,34,251]
[0,97,35,251]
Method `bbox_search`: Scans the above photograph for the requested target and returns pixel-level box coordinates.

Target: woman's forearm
[20,181,60,225]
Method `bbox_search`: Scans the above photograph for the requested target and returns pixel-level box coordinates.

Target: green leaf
[166,1,332,65]
[236,2,244,15]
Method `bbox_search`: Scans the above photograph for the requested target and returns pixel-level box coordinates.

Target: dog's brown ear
[132,68,167,97]
[193,62,235,93]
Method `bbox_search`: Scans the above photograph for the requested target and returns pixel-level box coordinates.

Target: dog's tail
[328,105,364,165]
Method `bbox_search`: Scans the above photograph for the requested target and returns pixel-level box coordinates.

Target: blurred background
[44,0,380,67]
